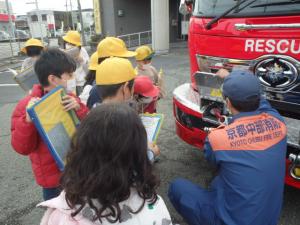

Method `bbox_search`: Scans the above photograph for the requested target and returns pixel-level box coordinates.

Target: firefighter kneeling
[168,70,287,225]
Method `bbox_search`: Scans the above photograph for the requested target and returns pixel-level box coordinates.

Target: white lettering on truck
[277,40,289,54]
[266,40,276,53]
[245,39,300,54]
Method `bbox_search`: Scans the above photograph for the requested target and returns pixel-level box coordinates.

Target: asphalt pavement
[0,42,300,225]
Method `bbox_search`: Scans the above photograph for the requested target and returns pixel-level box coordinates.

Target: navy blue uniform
[86,85,102,109]
[169,98,287,225]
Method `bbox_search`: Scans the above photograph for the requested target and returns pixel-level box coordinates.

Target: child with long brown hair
[38,103,172,225]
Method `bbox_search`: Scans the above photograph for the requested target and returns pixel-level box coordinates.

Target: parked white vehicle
[0,31,10,41]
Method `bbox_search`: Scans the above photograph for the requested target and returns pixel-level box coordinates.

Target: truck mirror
[179,0,193,15]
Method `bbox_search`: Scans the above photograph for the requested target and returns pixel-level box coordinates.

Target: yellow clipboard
[27,86,79,171]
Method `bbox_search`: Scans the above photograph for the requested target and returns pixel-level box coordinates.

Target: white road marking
[0,84,18,87]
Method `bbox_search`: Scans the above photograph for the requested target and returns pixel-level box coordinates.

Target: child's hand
[26,97,40,123]
[148,143,160,157]
[61,95,80,111]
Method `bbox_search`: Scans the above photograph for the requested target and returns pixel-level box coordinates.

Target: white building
[27,9,56,38]
[0,1,15,36]
[71,8,94,32]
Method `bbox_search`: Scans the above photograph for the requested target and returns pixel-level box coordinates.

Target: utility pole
[77,0,86,46]
[65,0,69,30]
[35,0,44,42]
[5,0,15,58]
[69,0,73,29]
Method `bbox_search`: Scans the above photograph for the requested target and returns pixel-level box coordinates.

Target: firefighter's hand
[26,97,40,123]
[148,143,160,157]
[216,69,230,79]
[61,95,80,111]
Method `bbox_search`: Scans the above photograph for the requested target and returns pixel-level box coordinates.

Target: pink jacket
[38,191,173,225]
[39,197,94,225]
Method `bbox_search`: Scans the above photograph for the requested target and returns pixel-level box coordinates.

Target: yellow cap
[97,37,137,58]
[88,52,98,71]
[21,38,44,53]
[135,45,154,61]
[96,57,137,85]
[63,30,81,46]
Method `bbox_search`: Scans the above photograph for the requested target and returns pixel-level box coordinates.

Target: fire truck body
[174,0,300,188]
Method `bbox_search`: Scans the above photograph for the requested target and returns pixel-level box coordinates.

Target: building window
[42,14,47,21]
[31,15,38,22]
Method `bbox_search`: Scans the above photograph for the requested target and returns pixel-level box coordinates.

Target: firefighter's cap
[97,37,137,58]
[222,70,260,102]
[96,57,137,85]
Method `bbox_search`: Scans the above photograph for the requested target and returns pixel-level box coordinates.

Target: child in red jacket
[11,48,89,201]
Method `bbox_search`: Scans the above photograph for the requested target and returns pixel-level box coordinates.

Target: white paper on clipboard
[140,114,163,143]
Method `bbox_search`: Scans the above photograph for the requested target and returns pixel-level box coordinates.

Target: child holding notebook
[11,48,89,201]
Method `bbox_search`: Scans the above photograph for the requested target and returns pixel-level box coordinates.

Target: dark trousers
[42,187,61,201]
[168,178,222,225]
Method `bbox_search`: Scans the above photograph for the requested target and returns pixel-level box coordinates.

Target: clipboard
[13,66,39,92]
[140,114,164,143]
[26,86,79,171]
[65,46,80,58]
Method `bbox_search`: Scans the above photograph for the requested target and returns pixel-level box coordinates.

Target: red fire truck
[174,0,300,188]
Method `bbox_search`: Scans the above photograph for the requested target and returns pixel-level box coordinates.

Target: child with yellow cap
[86,37,137,109]
[135,46,157,83]
[135,45,166,98]
[79,52,98,104]
[95,57,160,162]
[21,38,44,71]
[95,57,135,104]
[63,30,89,95]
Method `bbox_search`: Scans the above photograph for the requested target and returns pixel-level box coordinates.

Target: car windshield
[194,0,300,17]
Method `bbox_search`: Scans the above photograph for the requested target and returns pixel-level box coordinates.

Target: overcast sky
[10,0,93,15]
